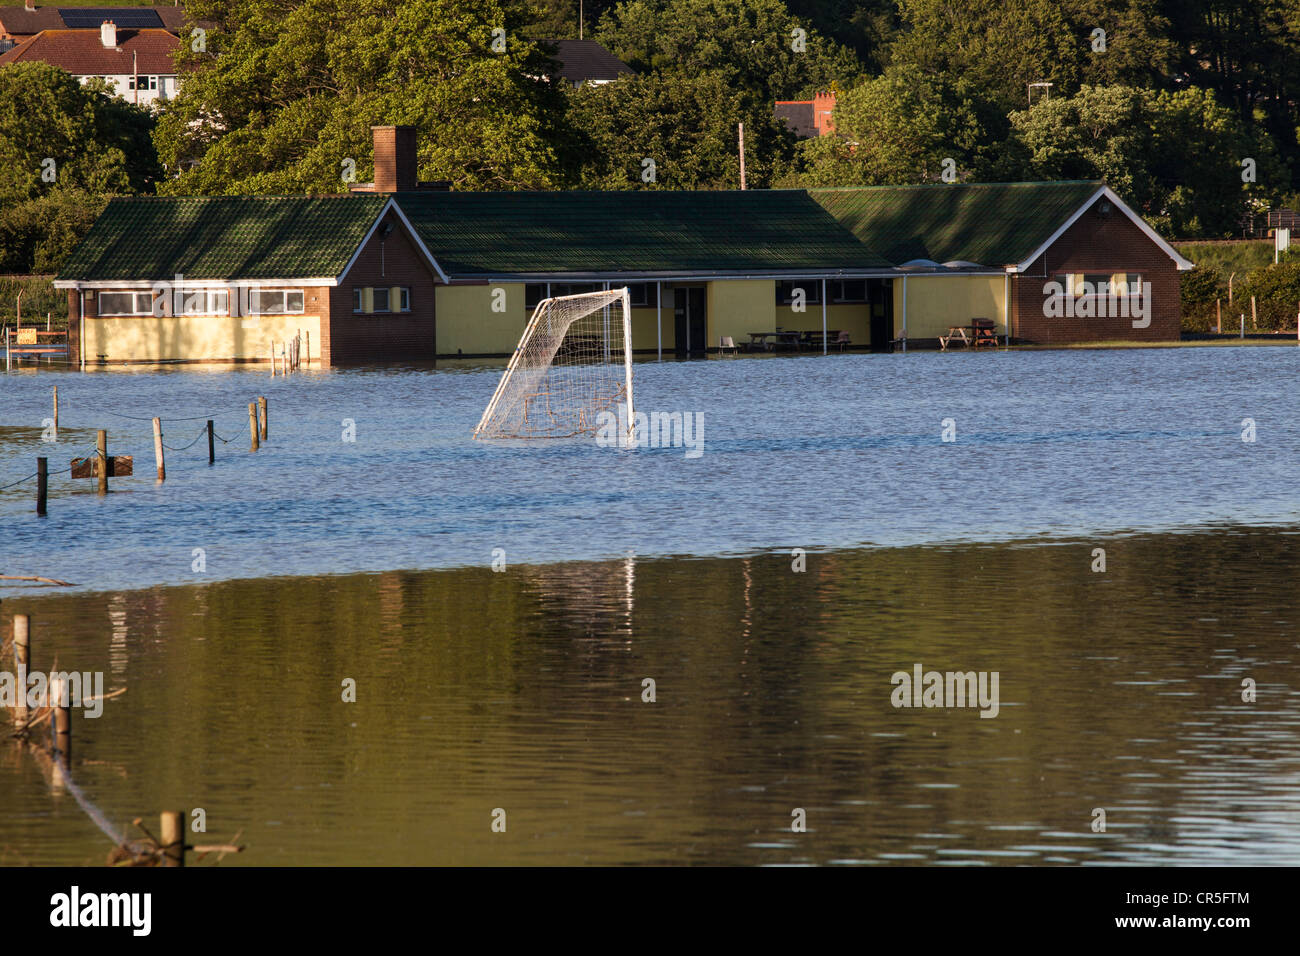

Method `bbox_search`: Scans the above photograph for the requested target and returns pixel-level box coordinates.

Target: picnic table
[940,319,999,350]
[747,331,803,352]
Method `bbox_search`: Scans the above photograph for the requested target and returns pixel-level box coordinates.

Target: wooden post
[269,341,275,376]
[305,330,310,366]
[152,417,165,481]
[52,385,58,430]
[1240,313,1245,339]
[96,429,108,495]
[13,614,30,723]
[282,340,288,376]
[1251,295,1257,331]
[207,419,215,465]
[248,403,259,451]
[50,675,70,762]
[258,396,267,441]
[1216,298,1221,334]
[160,811,184,867]
[36,456,47,515]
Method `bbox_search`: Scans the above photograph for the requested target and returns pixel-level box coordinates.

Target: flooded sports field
[1,347,1298,864]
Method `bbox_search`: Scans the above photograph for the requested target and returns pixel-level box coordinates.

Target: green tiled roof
[809,181,1104,267]
[57,195,389,281]
[396,190,892,276]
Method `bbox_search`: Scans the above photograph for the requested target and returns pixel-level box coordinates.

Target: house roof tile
[0,26,180,74]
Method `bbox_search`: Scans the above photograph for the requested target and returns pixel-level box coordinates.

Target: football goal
[473,287,634,442]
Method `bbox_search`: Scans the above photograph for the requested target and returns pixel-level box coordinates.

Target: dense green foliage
[2,0,1300,279]
[0,64,156,273]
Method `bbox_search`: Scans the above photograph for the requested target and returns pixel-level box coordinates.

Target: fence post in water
[1216,298,1221,334]
[1251,296,1257,331]
[52,386,58,430]
[152,417,165,481]
[207,420,215,465]
[160,811,185,867]
[1240,314,1245,339]
[258,396,268,441]
[50,675,70,763]
[269,342,275,377]
[13,614,30,723]
[36,457,47,515]
[305,331,310,366]
[248,403,259,451]
[96,429,108,495]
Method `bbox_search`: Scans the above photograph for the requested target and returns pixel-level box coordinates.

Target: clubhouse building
[55,127,1194,366]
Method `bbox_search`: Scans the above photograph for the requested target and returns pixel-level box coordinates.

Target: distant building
[1242,208,1300,240]
[0,3,189,41]
[542,39,632,86]
[775,91,836,139]
[0,20,181,104]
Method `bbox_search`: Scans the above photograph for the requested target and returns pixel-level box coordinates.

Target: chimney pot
[371,125,418,193]
[24,0,36,12]
[100,20,117,48]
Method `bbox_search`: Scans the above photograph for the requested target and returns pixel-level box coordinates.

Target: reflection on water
[3,527,1298,865]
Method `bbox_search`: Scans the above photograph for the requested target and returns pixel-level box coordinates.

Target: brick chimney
[24,0,36,12]
[371,126,418,192]
[100,20,117,49]
[813,91,836,136]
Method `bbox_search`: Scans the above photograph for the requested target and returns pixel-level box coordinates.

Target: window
[525,284,546,309]
[1053,273,1143,298]
[830,279,867,303]
[776,280,821,305]
[97,291,153,315]
[177,289,229,315]
[351,287,410,314]
[627,283,657,307]
[128,75,158,92]
[249,289,305,315]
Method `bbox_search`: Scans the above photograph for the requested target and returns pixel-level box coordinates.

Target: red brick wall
[324,210,439,365]
[1011,200,1182,343]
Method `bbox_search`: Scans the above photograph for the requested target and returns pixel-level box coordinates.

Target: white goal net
[473,287,634,442]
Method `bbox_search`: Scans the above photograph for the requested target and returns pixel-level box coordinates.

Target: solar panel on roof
[59,8,163,29]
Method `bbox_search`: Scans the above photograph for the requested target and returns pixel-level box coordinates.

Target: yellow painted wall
[435,283,527,355]
[83,313,321,363]
[893,275,1007,339]
[707,280,776,348]
[629,306,667,352]
[777,301,870,345]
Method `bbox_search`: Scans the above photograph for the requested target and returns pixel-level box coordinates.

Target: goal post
[473,287,634,443]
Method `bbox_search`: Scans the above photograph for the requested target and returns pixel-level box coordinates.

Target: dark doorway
[869,278,894,352]
[673,287,706,355]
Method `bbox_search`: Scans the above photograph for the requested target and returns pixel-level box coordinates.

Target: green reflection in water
[3,526,1298,866]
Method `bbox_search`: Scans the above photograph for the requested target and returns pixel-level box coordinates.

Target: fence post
[50,675,70,762]
[248,403,259,451]
[13,614,30,724]
[96,429,108,495]
[160,811,185,867]
[36,457,47,515]
[53,386,58,430]
[1251,295,1257,331]
[258,396,267,441]
[207,420,215,465]
[1216,298,1221,334]
[152,417,165,481]
[269,342,275,377]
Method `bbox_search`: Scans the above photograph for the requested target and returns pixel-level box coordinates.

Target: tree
[787,63,994,186]
[0,63,158,272]
[155,0,577,194]
[594,0,862,105]
[890,0,1175,115]
[567,70,795,188]
[0,63,159,203]
[1006,84,1284,236]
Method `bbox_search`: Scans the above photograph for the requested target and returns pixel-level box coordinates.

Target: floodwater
[1,347,1298,864]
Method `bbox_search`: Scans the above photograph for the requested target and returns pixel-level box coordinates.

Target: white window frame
[249,288,305,315]
[98,290,153,316]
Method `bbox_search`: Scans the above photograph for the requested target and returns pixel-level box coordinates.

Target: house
[542,39,632,86]
[0,4,190,40]
[811,182,1194,344]
[775,91,836,139]
[0,20,181,104]
[54,129,1194,365]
